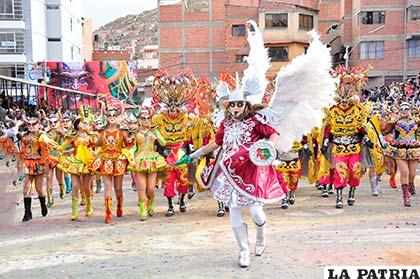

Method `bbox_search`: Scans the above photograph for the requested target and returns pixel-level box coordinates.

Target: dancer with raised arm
[176,21,335,268]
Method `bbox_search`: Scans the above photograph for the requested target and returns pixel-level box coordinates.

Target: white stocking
[230,207,244,228]
[249,205,266,226]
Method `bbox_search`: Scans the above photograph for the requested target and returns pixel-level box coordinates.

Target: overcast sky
[82,0,158,30]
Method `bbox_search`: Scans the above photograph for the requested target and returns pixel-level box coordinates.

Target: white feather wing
[241,20,271,105]
[270,31,336,152]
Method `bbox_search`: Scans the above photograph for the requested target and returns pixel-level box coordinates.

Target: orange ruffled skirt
[90,152,129,176]
[23,159,45,176]
[128,151,167,173]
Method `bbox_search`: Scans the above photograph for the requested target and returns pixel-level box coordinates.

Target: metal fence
[0,75,99,111]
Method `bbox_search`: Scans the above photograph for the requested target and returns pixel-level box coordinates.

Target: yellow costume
[129,128,167,173]
[57,132,94,175]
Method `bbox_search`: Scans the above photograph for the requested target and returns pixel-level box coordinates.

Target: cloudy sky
[82,0,158,30]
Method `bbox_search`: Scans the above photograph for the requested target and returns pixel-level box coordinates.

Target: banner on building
[27,61,140,109]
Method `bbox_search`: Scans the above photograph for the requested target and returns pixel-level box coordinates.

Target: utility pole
[403,0,408,80]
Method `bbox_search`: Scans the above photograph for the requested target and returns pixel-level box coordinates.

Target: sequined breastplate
[101,130,124,153]
[21,134,41,159]
[394,119,418,144]
[329,105,367,137]
[137,130,155,152]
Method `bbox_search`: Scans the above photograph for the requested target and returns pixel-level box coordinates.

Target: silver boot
[370,176,378,196]
[233,223,250,268]
[255,221,266,256]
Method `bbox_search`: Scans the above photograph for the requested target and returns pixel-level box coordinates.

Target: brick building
[92,50,134,61]
[159,0,420,85]
[159,0,259,80]
[159,0,323,79]
[320,0,420,86]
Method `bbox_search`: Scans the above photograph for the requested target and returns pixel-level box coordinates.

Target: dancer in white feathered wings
[175,20,335,268]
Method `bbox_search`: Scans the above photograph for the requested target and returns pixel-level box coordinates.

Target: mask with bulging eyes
[228,101,247,119]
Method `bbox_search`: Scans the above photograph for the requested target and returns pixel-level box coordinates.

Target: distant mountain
[94,8,158,59]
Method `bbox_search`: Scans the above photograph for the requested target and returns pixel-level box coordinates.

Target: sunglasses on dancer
[228,101,246,108]
[108,113,118,119]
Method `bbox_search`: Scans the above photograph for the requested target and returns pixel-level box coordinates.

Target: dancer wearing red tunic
[181,20,336,268]
[177,98,285,268]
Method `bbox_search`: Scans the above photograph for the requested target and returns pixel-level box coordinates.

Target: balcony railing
[0,0,23,20]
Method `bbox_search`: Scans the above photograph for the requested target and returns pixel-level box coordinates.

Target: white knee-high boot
[232,223,250,268]
[230,207,250,268]
[250,205,266,256]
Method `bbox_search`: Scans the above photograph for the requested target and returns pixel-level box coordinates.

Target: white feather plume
[241,20,271,104]
[216,81,230,102]
[270,30,335,152]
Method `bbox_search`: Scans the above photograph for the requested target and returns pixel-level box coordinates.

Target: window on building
[304,47,308,54]
[232,25,246,37]
[0,0,13,15]
[71,46,74,60]
[361,11,385,24]
[265,13,288,28]
[235,54,247,63]
[46,4,60,10]
[48,38,61,42]
[268,46,289,61]
[299,14,313,30]
[360,41,384,60]
[0,32,16,53]
[409,6,420,21]
[407,38,420,58]
[0,64,25,79]
[70,18,73,32]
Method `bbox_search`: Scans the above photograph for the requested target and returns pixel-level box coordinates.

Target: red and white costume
[204,116,284,206]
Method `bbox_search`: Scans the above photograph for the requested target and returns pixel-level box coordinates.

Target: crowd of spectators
[361,73,420,105]
[0,91,51,123]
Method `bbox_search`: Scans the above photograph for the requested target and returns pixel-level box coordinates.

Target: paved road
[0,164,419,279]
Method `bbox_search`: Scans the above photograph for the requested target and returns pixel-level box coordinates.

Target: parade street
[1,168,419,279]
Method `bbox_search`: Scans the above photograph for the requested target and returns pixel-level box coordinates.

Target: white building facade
[0,0,25,78]
[138,45,158,70]
[0,0,83,79]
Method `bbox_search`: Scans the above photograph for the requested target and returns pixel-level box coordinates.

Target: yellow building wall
[258,12,317,43]
[267,42,308,77]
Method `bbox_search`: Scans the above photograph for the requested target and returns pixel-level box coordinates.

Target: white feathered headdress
[216,20,270,105]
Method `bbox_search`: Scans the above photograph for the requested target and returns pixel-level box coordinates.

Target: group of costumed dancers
[1,21,419,268]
